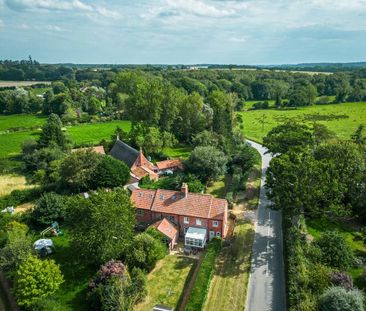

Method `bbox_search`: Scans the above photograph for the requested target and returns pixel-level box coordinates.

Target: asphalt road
[245,140,286,311]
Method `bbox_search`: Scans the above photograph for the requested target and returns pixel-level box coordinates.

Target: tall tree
[38,113,68,149]
[66,189,136,265]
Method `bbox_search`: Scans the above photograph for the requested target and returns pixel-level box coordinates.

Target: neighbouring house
[150,218,178,251]
[109,139,159,183]
[155,159,183,175]
[71,145,105,155]
[131,183,228,248]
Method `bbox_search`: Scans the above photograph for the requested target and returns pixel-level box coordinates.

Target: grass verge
[185,239,222,311]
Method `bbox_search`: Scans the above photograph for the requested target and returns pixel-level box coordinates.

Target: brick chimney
[181,183,188,198]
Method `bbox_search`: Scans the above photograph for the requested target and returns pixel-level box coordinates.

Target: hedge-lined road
[245,140,286,311]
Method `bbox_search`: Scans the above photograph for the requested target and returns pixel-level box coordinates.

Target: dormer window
[160,194,164,200]
[138,192,142,197]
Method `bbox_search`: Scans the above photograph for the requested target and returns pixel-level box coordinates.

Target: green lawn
[135,255,196,311]
[67,121,131,146]
[0,114,46,132]
[29,87,52,95]
[239,101,366,142]
[51,230,95,310]
[205,176,227,199]
[163,146,192,159]
[204,220,255,311]
[306,218,366,289]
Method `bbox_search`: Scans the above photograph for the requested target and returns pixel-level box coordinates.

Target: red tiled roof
[151,218,178,240]
[131,188,227,220]
[71,146,105,155]
[156,159,183,170]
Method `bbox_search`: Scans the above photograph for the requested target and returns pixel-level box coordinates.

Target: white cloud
[229,36,247,43]
[5,0,120,19]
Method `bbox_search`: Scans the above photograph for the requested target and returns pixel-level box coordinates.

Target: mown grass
[205,176,227,199]
[51,230,95,311]
[185,239,222,311]
[204,220,255,311]
[239,101,366,142]
[0,114,46,132]
[306,218,366,289]
[163,146,192,159]
[67,121,131,146]
[135,255,196,311]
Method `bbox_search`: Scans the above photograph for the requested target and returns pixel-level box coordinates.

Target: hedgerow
[185,238,222,311]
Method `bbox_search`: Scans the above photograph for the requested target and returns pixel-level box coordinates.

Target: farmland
[240,101,366,142]
[0,81,51,87]
[0,118,131,159]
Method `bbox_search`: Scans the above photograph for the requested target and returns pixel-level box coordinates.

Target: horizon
[1,0,366,64]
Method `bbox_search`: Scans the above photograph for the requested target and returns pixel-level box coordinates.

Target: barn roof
[109,140,139,168]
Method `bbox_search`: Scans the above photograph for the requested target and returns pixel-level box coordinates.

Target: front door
[209,231,215,240]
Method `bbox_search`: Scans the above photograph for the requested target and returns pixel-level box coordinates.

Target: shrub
[307,263,331,294]
[185,238,222,311]
[318,286,364,311]
[31,192,65,227]
[89,260,128,290]
[329,271,353,290]
[126,232,167,271]
[14,255,63,308]
[316,231,354,270]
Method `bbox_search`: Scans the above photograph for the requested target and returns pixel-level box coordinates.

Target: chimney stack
[181,183,188,198]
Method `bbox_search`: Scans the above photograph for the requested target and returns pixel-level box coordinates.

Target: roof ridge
[208,196,213,218]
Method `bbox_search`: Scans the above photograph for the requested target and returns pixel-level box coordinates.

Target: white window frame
[212,220,219,227]
[216,231,221,237]
[184,217,189,224]
[196,218,202,226]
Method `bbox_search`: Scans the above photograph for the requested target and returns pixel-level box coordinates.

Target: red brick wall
[136,209,152,223]
[135,208,228,239]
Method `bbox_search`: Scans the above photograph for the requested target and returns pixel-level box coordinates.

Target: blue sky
[1,0,366,64]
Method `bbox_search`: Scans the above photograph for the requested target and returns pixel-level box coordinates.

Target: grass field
[0,114,46,132]
[239,101,366,142]
[0,120,131,159]
[306,218,366,289]
[67,121,131,146]
[135,255,196,311]
[0,81,51,87]
[0,174,33,197]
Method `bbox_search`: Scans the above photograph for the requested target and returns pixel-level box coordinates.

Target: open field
[0,174,34,197]
[307,218,366,290]
[0,114,46,132]
[136,255,196,311]
[0,120,132,159]
[67,120,131,146]
[0,81,51,87]
[239,101,366,142]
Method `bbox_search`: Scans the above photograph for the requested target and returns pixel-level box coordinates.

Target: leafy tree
[14,255,63,308]
[266,152,344,217]
[288,83,317,106]
[66,189,135,265]
[185,146,227,183]
[263,122,313,154]
[38,113,68,149]
[316,231,354,270]
[89,260,128,290]
[312,123,337,146]
[92,156,130,188]
[59,150,104,192]
[126,232,167,271]
[192,130,219,148]
[229,143,257,174]
[0,221,33,274]
[318,286,364,311]
[31,192,65,227]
